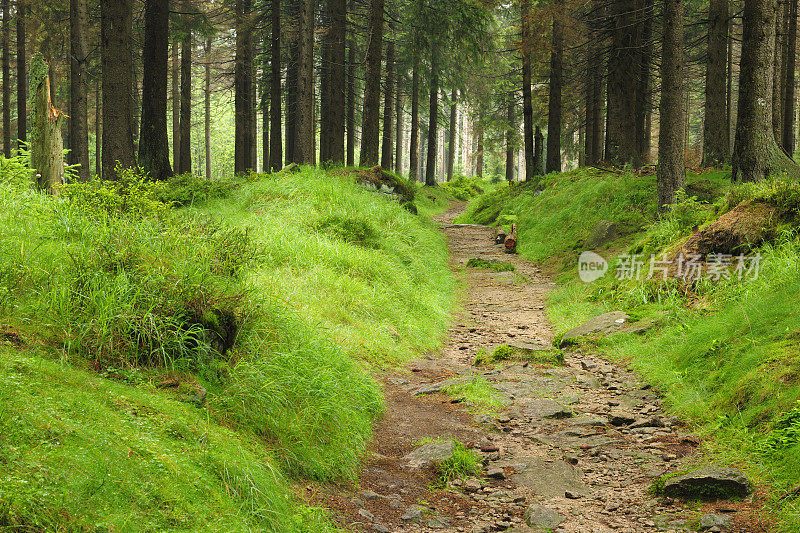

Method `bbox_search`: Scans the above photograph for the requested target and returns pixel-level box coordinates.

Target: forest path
[309,203,762,533]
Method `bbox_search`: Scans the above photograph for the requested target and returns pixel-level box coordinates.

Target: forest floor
[308,202,771,533]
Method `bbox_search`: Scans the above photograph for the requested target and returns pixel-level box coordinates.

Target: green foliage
[315,215,382,249]
[435,441,482,486]
[443,375,507,411]
[156,172,239,206]
[440,175,485,201]
[493,344,515,361]
[61,166,170,218]
[757,402,800,455]
[466,258,515,272]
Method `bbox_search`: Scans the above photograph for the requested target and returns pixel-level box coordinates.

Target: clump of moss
[475,344,565,366]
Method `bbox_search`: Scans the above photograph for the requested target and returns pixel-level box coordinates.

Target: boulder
[699,512,731,531]
[403,440,456,469]
[523,398,572,420]
[523,504,566,530]
[608,409,636,426]
[345,165,417,213]
[560,311,629,345]
[663,467,752,500]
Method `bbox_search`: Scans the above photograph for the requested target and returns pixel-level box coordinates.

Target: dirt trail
[310,203,765,533]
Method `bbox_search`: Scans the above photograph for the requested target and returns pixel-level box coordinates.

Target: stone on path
[403,440,455,469]
[608,408,636,426]
[699,512,731,531]
[400,505,425,521]
[663,467,752,500]
[523,398,572,419]
[559,311,629,345]
[511,457,587,499]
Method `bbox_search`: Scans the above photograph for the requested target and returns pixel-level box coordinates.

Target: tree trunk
[782,0,797,154]
[101,0,136,179]
[521,0,535,180]
[269,0,282,171]
[425,46,439,186]
[235,0,254,173]
[346,13,356,166]
[505,94,515,182]
[130,50,139,150]
[381,41,395,169]
[30,54,64,192]
[285,19,298,165]
[657,0,685,209]
[205,39,212,179]
[773,0,786,141]
[178,16,192,174]
[295,0,314,164]
[395,73,403,173]
[359,0,384,167]
[446,87,457,180]
[702,0,730,165]
[2,0,9,157]
[476,113,484,177]
[138,0,172,180]
[171,40,180,172]
[635,0,653,166]
[606,0,642,166]
[409,47,420,181]
[322,0,345,165]
[15,0,25,147]
[727,15,734,150]
[733,0,799,180]
[534,125,543,175]
[95,77,100,175]
[260,37,269,173]
[546,4,563,174]
[584,0,602,165]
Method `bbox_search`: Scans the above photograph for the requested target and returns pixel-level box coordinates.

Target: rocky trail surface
[308,204,768,533]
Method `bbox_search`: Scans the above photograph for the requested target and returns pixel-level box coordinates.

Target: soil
[307,203,772,533]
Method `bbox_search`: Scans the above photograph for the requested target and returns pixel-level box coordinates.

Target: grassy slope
[457,168,800,531]
[0,167,455,531]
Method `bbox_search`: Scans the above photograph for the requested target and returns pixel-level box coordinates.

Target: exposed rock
[511,457,587,499]
[412,377,470,396]
[464,479,483,493]
[662,467,752,500]
[608,409,636,426]
[426,514,451,529]
[680,200,779,257]
[358,508,375,521]
[523,504,566,530]
[400,505,426,521]
[523,398,572,420]
[560,311,630,345]
[372,524,390,533]
[699,512,731,531]
[486,467,506,479]
[403,440,456,469]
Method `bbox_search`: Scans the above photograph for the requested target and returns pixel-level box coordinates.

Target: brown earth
[306,203,771,533]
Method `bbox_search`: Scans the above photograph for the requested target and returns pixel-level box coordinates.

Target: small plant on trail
[466,258,515,272]
[443,376,507,411]
[435,441,481,487]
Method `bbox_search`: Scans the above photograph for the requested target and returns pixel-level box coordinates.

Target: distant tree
[294,0,314,164]
[657,0,685,209]
[16,0,25,147]
[546,2,563,174]
[381,41,395,170]
[269,0,282,171]
[702,0,730,166]
[234,0,254,173]
[2,0,10,157]
[360,0,384,167]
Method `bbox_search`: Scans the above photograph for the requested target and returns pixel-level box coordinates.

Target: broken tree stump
[504,223,518,254]
[29,53,64,194]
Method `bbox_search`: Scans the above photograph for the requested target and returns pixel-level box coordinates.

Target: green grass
[443,375,508,412]
[0,163,456,530]
[458,167,800,530]
[432,440,482,487]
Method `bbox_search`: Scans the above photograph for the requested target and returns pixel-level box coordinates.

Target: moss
[466,258,516,272]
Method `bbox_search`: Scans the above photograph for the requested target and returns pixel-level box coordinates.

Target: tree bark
[702,0,730,165]
[346,14,356,166]
[205,39,212,179]
[178,12,192,174]
[15,0,24,147]
[394,73,403,173]
[409,47,420,181]
[321,0,345,165]
[2,0,9,157]
[534,125,543,175]
[235,0,254,173]
[521,0,535,180]
[733,0,799,180]
[546,4,563,174]
[269,0,282,171]
[782,0,797,154]
[657,0,685,209]
[476,112,484,177]
[505,93,515,182]
[101,0,136,179]
[95,77,100,175]
[773,0,786,141]
[584,0,603,166]
[171,40,180,173]
[138,0,172,180]
[359,0,384,167]
[446,87,457,180]
[381,41,395,170]
[425,46,439,186]
[635,0,653,166]
[285,10,298,165]
[606,0,642,166]
[295,0,314,164]
[260,37,269,173]
[30,54,64,192]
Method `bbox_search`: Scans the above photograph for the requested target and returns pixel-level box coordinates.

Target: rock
[400,505,426,521]
[630,416,666,429]
[608,409,636,426]
[427,515,451,529]
[486,467,506,479]
[372,525,390,533]
[471,522,491,533]
[464,479,483,493]
[564,489,583,499]
[568,414,607,427]
[699,513,731,531]
[586,220,620,249]
[679,200,779,258]
[358,508,375,521]
[523,504,566,530]
[662,467,752,500]
[403,440,456,469]
[580,359,598,371]
[512,457,587,499]
[523,398,572,419]
[559,393,580,405]
[412,377,470,396]
[560,311,629,345]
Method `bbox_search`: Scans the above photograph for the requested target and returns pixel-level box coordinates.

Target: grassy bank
[457,168,800,531]
[0,163,455,531]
